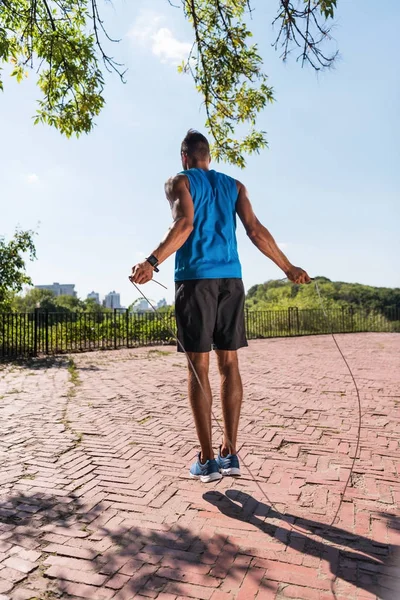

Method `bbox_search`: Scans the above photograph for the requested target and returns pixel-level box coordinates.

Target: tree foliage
[12,287,58,312]
[0,0,338,166]
[12,287,112,313]
[246,277,400,314]
[0,229,37,310]
[181,0,274,167]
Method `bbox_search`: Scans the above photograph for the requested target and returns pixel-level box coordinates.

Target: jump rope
[129,276,363,540]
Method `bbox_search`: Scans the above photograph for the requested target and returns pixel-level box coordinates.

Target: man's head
[181,129,211,170]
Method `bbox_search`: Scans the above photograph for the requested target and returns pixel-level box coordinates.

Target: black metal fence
[1,307,399,360]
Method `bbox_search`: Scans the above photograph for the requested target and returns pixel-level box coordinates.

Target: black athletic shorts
[174,278,248,353]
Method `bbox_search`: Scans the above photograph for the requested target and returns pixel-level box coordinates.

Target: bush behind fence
[1,307,399,359]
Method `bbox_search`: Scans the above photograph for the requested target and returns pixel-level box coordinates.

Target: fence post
[349,306,354,332]
[126,308,130,348]
[288,308,292,336]
[295,307,300,335]
[33,308,39,357]
[114,308,117,350]
[45,310,49,355]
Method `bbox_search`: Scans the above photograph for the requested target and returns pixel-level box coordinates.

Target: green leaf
[0,0,338,167]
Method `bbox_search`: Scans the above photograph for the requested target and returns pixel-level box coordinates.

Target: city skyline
[34,282,77,297]
[33,281,169,308]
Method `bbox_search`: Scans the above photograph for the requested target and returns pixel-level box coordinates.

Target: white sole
[190,472,223,483]
[220,467,241,477]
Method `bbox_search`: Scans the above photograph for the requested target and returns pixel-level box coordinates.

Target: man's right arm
[235,181,311,284]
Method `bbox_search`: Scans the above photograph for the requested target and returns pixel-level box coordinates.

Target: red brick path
[0,333,399,599]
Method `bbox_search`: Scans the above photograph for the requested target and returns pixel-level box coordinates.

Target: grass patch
[68,358,81,387]
[147,349,172,358]
[61,417,71,429]
[138,416,152,425]
[30,591,59,600]
[61,358,84,446]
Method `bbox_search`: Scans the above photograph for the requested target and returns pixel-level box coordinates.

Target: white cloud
[128,10,191,66]
[151,28,192,64]
[27,174,39,184]
[128,10,164,44]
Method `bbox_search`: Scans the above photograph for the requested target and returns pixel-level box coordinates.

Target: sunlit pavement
[0,333,399,600]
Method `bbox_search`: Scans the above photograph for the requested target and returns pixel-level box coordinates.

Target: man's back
[175,168,241,282]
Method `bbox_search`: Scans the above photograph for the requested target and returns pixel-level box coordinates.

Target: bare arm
[130,175,194,284]
[151,174,194,263]
[236,181,310,284]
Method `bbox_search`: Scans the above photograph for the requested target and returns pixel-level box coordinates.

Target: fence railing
[1,307,399,359]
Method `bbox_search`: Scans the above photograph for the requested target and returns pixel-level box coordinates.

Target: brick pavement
[0,333,399,600]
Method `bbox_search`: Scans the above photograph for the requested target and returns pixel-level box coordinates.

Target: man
[130,129,311,483]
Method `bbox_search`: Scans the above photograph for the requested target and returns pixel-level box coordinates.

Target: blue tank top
[174,168,242,281]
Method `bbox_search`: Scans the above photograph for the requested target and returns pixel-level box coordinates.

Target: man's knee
[216,350,239,376]
[187,352,210,375]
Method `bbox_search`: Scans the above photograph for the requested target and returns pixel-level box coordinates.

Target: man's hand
[129,261,154,285]
[285,265,311,284]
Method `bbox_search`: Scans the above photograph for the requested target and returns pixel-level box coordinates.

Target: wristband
[146,254,159,273]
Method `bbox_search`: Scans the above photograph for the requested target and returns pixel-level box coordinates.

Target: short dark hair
[181,129,210,160]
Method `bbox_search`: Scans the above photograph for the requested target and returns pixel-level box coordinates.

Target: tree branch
[272,0,337,70]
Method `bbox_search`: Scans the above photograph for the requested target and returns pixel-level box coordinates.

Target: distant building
[131,300,153,313]
[104,291,121,309]
[87,291,100,304]
[132,299,151,313]
[131,298,168,313]
[35,282,77,297]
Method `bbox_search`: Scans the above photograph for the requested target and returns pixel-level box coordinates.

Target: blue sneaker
[216,448,241,477]
[189,454,222,483]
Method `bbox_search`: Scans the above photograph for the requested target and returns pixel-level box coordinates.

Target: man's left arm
[129,175,194,285]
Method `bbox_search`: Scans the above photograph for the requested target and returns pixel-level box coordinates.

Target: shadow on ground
[0,356,67,370]
[203,489,400,600]
[0,491,273,599]
[0,356,105,370]
[2,489,399,599]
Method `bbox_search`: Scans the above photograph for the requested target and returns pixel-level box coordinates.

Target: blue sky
[1,0,399,307]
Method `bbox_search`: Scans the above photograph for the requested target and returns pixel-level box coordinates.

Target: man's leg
[216,350,243,456]
[187,351,214,462]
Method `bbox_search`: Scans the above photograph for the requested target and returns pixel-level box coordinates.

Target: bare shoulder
[236,179,249,203]
[164,174,189,197]
[235,179,245,193]
[235,179,255,228]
